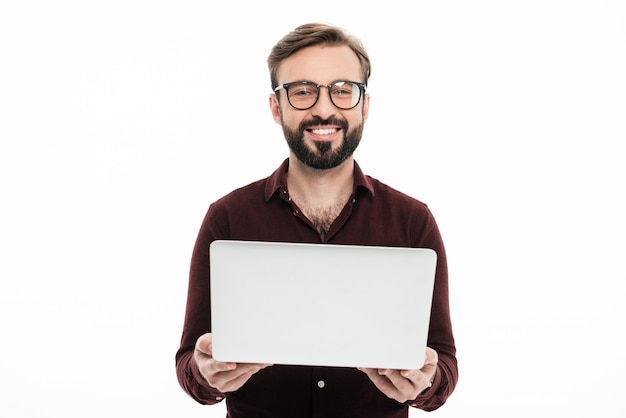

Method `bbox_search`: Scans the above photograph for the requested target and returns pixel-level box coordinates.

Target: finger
[399,366,434,391]
[211,360,237,373]
[210,363,272,393]
[217,366,265,393]
[400,369,419,379]
[212,361,272,373]
[381,369,415,389]
[378,368,414,389]
[195,333,213,355]
[387,370,423,401]
[357,367,378,377]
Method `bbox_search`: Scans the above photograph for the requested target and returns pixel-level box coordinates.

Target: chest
[298,201,346,239]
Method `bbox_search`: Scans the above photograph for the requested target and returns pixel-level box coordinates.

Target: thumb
[422,347,438,369]
[195,333,214,355]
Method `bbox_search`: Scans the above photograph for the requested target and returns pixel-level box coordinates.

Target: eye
[330,82,354,97]
[290,83,316,97]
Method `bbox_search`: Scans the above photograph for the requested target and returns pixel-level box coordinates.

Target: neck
[286,155,354,206]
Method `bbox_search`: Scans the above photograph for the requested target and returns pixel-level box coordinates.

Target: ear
[269,94,282,125]
[362,92,370,122]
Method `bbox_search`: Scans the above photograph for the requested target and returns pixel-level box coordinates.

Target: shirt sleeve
[175,203,229,404]
[408,204,459,411]
[175,349,227,404]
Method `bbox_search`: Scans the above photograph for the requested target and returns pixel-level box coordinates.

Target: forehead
[276,45,363,84]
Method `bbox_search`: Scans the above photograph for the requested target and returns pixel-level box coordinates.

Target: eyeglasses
[274,80,366,110]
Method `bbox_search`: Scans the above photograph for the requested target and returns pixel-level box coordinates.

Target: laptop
[209,240,437,370]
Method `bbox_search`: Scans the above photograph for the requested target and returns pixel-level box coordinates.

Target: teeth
[311,128,337,135]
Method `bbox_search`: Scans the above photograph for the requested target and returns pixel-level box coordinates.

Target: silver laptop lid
[210,240,437,370]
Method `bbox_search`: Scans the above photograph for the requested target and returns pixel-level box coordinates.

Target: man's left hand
[358,347,438,403]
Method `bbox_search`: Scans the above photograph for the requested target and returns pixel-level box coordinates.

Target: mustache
[299,116,349,131]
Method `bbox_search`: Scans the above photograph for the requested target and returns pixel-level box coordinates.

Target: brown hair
[267,23,371,90]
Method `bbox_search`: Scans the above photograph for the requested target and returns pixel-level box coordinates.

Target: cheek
[277,109,303,129]
[346,113,365,131]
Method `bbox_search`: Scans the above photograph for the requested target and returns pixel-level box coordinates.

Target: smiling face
[270,45,370,170]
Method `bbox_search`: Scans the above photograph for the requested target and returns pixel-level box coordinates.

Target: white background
[1,1,625,416]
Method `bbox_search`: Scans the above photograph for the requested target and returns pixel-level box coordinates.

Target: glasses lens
[329,81,361,109]
[287,82,318,110]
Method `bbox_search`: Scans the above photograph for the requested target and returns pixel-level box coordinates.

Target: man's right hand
[194,333,273,393]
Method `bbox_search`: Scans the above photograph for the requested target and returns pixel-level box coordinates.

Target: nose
[310,85,337,118]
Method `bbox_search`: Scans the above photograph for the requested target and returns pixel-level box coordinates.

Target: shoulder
[365,175,430,211]
[354,161,430,213]
[197,177,273,241]
[209,177,269,214]
[211,159,287,210]
[356,174,443,248]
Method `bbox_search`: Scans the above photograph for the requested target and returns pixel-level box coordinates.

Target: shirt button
[317,380,325,389]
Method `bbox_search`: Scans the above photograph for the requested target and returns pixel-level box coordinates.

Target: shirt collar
[264,158,375,202]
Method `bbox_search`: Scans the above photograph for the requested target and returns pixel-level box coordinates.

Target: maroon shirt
[176,159,458,417]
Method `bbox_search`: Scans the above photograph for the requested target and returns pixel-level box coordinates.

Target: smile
[309,128,339,135]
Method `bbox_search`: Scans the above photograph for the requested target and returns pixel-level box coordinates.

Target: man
[176,23,458,417]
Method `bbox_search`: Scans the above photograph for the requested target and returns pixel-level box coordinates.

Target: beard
[282,115,364,170]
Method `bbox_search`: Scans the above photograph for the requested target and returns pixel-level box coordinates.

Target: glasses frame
[274,80,367,110]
